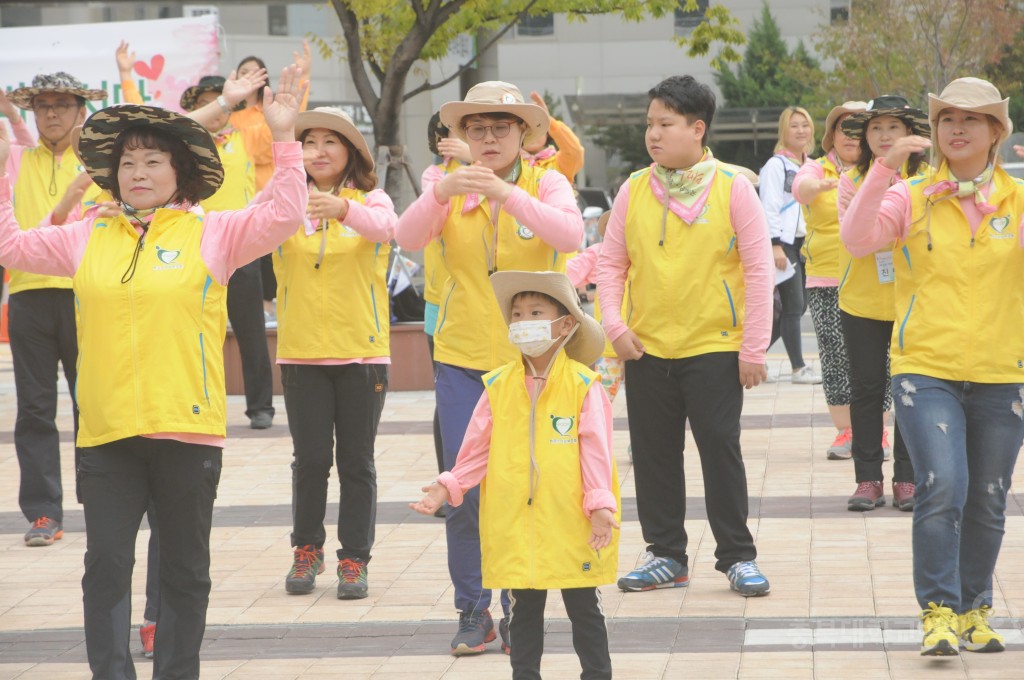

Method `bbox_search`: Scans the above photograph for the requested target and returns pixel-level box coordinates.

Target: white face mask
[508,316,567,357]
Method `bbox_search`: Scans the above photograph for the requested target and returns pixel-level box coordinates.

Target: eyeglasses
[464,122,515,141]
[32,101,77,116]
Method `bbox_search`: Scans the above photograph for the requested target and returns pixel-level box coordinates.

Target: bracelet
[216,95,232,114]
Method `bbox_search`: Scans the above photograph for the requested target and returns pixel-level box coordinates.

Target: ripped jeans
[893,374,1024,612]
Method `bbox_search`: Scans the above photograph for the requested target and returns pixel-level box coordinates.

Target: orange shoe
[827,428,853,460]
[24,517,63,547]
[140,622,156,659]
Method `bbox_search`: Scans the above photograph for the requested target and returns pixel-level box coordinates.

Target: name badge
[875,251,895,284]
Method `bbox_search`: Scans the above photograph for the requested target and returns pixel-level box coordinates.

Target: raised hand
[529,91,550,116]
[0,123,10,173]
[294,40,313,80]
[883,135,931,172]
[0,88,17,121]
[222,68,268,109]
[263,64,306,142]
[115,40,136,79]
[52,171,95,225]
[1014,144,1024,160]
[437,137,471,164]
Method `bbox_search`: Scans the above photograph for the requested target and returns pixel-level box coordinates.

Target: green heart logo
[156,247,180,264]
[551,416,574,436]
[990,216,1010,233]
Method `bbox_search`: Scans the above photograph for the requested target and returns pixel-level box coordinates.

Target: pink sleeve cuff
[437,471,464,507]
[583,489,618,518]
[272,141,303,167]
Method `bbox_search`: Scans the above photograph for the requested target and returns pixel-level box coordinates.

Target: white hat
[928,78,1012,164]
[440,81,549,148]
[295,107,374,169]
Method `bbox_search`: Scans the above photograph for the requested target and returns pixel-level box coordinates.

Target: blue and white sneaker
[727,560,770,597]
[617,551,689,592]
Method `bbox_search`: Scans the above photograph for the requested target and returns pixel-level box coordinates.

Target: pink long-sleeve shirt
[840,159,1004,255]
[436,372,617,517]
[566,242,600,288]
[595,171,773,364]
[0,141,308,446]
[395,168,583,253]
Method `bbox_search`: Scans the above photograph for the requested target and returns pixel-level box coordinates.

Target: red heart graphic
[134,55,165,80]
[154,91,162,99]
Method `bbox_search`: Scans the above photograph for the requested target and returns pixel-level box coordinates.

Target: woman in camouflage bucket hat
[0,64,308,679]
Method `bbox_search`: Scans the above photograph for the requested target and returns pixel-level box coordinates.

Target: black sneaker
[337,557,369,599]
[284,545,324,594]
[498,615,510,654]
[450,609,496,656]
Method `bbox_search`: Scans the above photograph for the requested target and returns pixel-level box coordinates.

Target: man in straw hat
[412,270,617,678]
[842,76,1020,657]
[3,72,106,548]
[396,80,584,655]
[0,63,307,678]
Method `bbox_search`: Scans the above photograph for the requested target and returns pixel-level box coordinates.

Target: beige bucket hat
[822,101,868,152]
[490,271,606,367]
[927,77,1012,161]
[295,107,374,169]
[440,81,549,148]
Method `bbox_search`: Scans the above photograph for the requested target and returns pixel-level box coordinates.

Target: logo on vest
[694,203,710,224]
[990,215,1013,239]
[516,222,535,240]
[549,415,577,444]
[154,246,184,270]
[582,562,591,572]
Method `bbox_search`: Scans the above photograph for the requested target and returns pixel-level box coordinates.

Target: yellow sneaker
[959,606,1005,653]
[920,602,959,656]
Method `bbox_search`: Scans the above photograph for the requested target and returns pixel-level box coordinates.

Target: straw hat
[840,95,929,140]
[78,104,223,200]
[295,107,375,169]
[490,271,606,366]
[822,101,868,152]
[927,77,1012,159]
[440,82,549,148]
[10,72,107,110]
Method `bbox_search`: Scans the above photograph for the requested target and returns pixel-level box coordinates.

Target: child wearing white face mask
[411,270,619,679]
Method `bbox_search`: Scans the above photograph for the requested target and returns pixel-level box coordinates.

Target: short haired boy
[412,271,619,678]
[596,75,775,596]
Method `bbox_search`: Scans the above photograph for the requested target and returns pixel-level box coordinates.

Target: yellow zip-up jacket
[624,165,744,359]
[201,131,255,213]
[893,164,1024,382]
[10,144,82,293]
[801,155,842,279]
[273,189,392,359]
[480,352,620,589]
[434,164,567,371]
[74,210,227,446]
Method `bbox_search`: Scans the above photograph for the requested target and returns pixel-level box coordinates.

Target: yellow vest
[480,352,620,589]
[274,189,391,359]
[73,210,227,447]
[200,131,255,213]
[423,160,460,306]
[801,156,842,279]
[623,164,745,359]
[838,161,931,320]
[892,164,1024,381]
[11,144,84,293]
[434,164,567,371]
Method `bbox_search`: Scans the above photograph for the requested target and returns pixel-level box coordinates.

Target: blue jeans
[435,362,511,615]
[893,374,1024,612]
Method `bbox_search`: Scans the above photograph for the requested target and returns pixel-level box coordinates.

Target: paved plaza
[0,335,1023,679]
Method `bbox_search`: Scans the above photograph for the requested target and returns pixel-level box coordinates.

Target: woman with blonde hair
[759,106,819,383]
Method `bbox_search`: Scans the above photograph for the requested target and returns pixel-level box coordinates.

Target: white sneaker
[791,366,821,384]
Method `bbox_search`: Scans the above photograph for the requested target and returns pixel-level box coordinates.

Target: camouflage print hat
[78,104,224,200]
[9,72,107,110]
[179,75,246,113]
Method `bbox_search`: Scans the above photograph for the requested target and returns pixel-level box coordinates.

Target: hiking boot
[337,557,369,599]
[882,428,892,460]
[827,428,853,460]
[139,622,156,659]
[498,615,510,654]
[616,551,689,592]
[24,517,63,547]
[284,545,325,594]
[892,482,915,512]
[848,481,885,511]
[959,605,1005,653]
[451,609,496,655]
[791,365,821,384]
[921,602,959,656]
[250,412,273,429]
[726,560,771,597]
